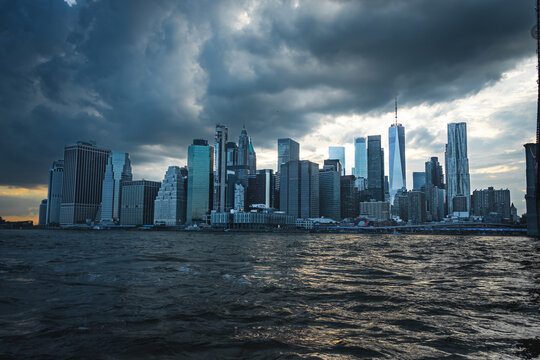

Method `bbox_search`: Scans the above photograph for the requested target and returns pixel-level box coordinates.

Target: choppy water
[0,230,539,359]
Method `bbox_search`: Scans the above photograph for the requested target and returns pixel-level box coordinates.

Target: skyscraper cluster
[41,116,514,227]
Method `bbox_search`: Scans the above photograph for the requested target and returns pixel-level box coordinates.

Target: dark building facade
[280,160,319,218]
[524,143,537,235]
[367,135,384,201]
[120,180,160,225]
[412,172,425,191]
[319,166,341,221]
[408,191,426,224]
[247,169,275,208]
[60,141,110,225]
[46,160,64,225]
[340,175,359,219]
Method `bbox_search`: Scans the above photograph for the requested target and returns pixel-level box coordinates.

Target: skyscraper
[367,135,384,201]
[412,172,426,191]
[237,127,250,182]
[319,160,341,220]
[246,169,275,208]
[60,141,110,225]
[46,159,64,225]
[328,146,346,176]
[186,139,214,224]
[213,125,228,212]
[277,138,300,172]
[425,156,444,221]
[39,199,48,226]
[353,137,367,179]
[120,180,160,226]
[524,143,537,235]
[388,123,406,204]
[154,166,187,226]
[445,122,471,215]
[280,160,319,218]
[248,138,257,174]
[100,152,132,223]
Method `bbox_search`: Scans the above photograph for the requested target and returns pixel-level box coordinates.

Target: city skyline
[0,1,537,223]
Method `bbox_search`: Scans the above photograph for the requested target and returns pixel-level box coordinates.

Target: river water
[0,230,539,359]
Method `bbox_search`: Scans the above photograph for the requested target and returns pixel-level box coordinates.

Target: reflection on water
[0,230,539,359]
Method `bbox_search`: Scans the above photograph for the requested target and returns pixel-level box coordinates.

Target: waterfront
[0,230,539,359]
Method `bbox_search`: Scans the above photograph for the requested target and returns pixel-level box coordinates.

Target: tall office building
[280,160,319,218]
[425,157,444,188]
[328,146,346,176]
[341,175,359,219]
[39,199,48,226]
[388,123,406,204]
[319,161,340,221]
[100,152,132,223]
[524,143,537,235]
[120,180,160,226]
[277,138,300,172]
[154,166,187,226]
[60,141,110,225]
[186,139,214,224]
[412,172,426,191]
[367,135,384,201]
[445,123,471,215]
[213,125,228,212]
[46,160,64,225]
[425,156,444,221]
[226,142,238,171]
[353,137,367,179]
[247,169,275,208]
[237,127,250,182]
[408,191,427,224]
[248,138,257,174]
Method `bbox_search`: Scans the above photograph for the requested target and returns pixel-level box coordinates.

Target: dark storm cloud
[0,0,535,187]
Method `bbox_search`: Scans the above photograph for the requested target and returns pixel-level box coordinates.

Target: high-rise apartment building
[425,156,444,221]
[186,139,214,224]
[154,166,187,226]
[471,187,511,221]
[213,125,228,212]
[120,180,160,226]
[100,152,132,223]
[280,160,319,218]
[328,146,346,176]
[353,137,367,179]
[367,135,384,201]
[46,160,64,225]
[445,123,471,215]
[388,123,406,204]
[60,141,110,225]
[277,138,300,172]
[341,175,359,219]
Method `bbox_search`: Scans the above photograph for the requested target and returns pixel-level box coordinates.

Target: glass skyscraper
[280,160,319,218]
[277,138,300,172]
[100,152,132,223]
[445,122,471,215]
[367,135,384,201]
[186,139,214,224]
[213,125,228,212]
[388,123,406,204]
[60,141,110,225]
[353,137,367,179]
[328,146,346,176]
[46,159,64,225]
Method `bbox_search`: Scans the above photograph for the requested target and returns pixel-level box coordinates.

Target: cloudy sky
[0,0,537,222]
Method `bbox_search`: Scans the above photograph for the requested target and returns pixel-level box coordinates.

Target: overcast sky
[0,0,537,222]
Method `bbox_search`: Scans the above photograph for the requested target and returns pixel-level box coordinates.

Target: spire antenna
[394,96,398,125]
